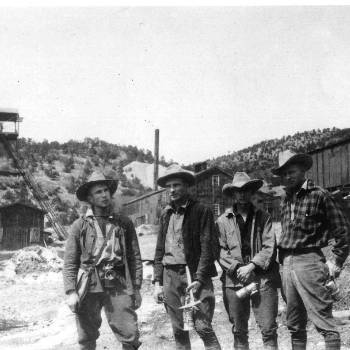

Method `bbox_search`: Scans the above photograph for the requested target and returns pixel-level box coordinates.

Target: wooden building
[190,163,233,217]
[123,163,233,226]
[123,189,167,227]
[307,137,350,193]
[306,137,350,218]
[0,202,46,250]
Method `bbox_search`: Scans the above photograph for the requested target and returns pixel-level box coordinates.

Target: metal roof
[0,201,47,213]
[194,165,233,179]
[308,135,350,154]
[0,109,20,122]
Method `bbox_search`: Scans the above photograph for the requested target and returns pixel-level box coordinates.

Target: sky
[0,6,350,164]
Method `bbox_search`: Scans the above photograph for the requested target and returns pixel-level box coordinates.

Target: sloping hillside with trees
[207,127,350,182]
[0,128,349,226]
[0,138,169,225]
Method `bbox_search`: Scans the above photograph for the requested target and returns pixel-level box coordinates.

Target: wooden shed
[0,202,46,250]
[307,137,350,193]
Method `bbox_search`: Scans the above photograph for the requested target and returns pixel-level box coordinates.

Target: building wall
[307,142,350,191]
[123,190,168,226]
[0,205,44,250]
[192,172,233,217]
[123,170,233,226]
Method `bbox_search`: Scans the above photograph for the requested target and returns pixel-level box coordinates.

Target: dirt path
[1,265,350,350]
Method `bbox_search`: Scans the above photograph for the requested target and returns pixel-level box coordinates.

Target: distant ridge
[204,127,350,182]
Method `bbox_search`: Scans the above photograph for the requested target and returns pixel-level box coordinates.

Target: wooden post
[154,129,159,191]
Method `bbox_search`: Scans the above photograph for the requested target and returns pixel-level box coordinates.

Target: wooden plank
[323,149,330,189]
[318,152,324,188]
[311,154,318,184]
[341,144,349,186]
[331,146,341,188]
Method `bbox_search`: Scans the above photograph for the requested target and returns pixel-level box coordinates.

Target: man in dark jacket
[217,172,280,350]
[153,164,221,350]
[63,171,143,350]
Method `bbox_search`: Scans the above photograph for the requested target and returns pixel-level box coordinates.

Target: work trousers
[163,265,221,350]
[223,283,278,350]
[75,289,140,350]
[282,251,340,350]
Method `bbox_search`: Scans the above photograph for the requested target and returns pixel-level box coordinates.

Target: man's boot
[122,343,141,350]
[291,340,306,350]
[325,338,341,350]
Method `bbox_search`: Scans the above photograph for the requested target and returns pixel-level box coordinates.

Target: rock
[11,246,63,274]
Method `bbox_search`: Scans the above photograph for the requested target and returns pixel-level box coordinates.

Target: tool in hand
[179,266,201,330]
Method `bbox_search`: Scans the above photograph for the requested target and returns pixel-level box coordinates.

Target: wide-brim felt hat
[76,171,118,201]
[222,172,263,196]
[157,164,195,188]
[272,150,313,176]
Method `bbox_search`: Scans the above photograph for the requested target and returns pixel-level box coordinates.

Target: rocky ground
[1,249,350,350]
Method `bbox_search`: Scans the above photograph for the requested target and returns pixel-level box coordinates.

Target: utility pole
[153,129,159,191]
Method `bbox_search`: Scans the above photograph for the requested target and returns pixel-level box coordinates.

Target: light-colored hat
[222,172,263,196]
[271,150,313,176]
[76,171,118,201]
[157,164,195,188]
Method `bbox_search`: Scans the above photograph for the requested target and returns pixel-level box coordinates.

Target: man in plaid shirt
[273,150,349,350]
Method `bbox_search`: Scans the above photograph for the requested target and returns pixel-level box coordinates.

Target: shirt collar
[225,204,255,218]
[165,200,190,214]
[285,179,316,199]
[85,207,114,220]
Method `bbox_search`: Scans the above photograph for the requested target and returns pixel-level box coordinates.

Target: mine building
[0,202,46,250]
[307,136,350,193]
[123,162,233,226]
[306,136,350,218]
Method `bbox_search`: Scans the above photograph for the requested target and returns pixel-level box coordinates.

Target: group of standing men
[63,149,350,350]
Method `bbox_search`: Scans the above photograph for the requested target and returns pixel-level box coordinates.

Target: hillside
[207,127,350,183]
[0,138,169,225]
[0,127,349,227]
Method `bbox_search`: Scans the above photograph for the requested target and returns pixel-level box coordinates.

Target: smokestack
[153,129,159,191]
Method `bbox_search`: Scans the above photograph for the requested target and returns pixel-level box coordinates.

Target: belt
[278,247,323,265]
[164,264,187,272]
[280,247,321,256]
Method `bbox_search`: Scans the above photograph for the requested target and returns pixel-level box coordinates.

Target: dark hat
[157,164,195,188]
[271,150,313,176]
[76,171,118,202]
[222,172,263,196]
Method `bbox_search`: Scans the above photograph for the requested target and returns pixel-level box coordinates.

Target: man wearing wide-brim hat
[63,171,143,350]
[273,150,349,350]
[153,164,222,350]
[217,172,280,350]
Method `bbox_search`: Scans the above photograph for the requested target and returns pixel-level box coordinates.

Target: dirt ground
[1,255,350,350]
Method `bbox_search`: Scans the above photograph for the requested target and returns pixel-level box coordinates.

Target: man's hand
[66,291,79,313]
[133,289,142,309]
[237,263,255,284]
[154,282,164,304]
[186,280,202,297]
[326,260,342,278]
